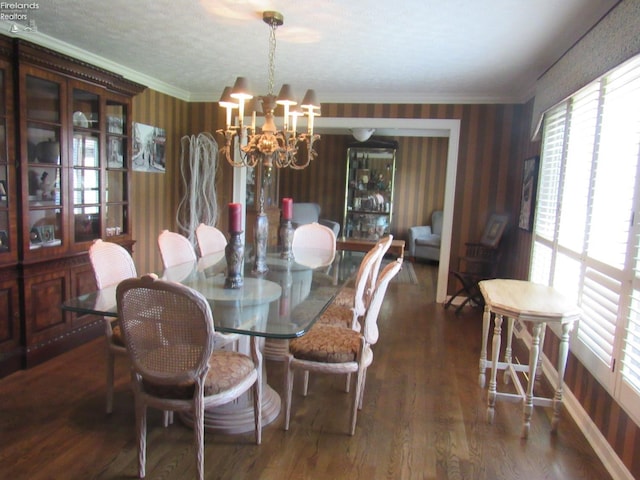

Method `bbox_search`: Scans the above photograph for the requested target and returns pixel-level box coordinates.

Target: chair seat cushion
[415,235,440,247]
[316,303,354,329]
[289,325,361,363]
[332,287,355,308]
[142,350,255,399]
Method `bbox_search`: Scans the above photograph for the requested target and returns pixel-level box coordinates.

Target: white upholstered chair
[88,239,137,414]
[291,222,336,269]
[116,274,262,480]
[284,259,403,435]
[195,223,227,257]
[157,229,197,269]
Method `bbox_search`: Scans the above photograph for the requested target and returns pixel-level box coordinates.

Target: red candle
[228,203,242,233]
[282,198,293,220]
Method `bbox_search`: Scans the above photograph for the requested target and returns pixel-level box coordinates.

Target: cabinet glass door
[105,100,128,237]
[72,88,101,243]
[25,75,63,251]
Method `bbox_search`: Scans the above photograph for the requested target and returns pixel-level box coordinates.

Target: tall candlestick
[224,231,244,289]
[282,197,293,220]
[228,203,242,233]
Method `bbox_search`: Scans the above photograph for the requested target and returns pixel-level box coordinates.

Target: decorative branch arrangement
[176,133,220,246]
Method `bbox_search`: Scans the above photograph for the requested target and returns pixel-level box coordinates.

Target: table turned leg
[479,305,491,388]
[522,323,543,439]
[552,321,574,433]
[487,313,503,424]
[503,317,514,384]
[535,323,547,384]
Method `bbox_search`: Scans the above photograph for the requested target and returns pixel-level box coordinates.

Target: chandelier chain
[268,21,277,96]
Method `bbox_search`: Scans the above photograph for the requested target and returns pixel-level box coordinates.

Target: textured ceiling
[1,0,620,103]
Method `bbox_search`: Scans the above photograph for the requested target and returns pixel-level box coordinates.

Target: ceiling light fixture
[350,128,376,142]
[217,11,321,170]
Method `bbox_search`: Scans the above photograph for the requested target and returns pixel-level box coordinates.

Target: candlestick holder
[280,218,294,260]
[253,191,269,274]
[225,231,244,289]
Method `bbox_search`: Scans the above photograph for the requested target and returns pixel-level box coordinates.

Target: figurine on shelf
[39,172,53,200]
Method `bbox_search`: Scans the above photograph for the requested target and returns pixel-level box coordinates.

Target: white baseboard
[515,326,633,480]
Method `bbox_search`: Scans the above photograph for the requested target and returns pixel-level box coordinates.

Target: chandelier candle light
[225,203,244,289]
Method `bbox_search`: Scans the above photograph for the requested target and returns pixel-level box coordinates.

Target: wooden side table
[478,279,580,438]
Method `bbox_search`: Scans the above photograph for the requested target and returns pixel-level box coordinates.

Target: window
[531,54,640,423]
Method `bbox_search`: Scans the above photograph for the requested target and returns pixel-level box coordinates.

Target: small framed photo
[519,155,539,231]
[38,225,56,243]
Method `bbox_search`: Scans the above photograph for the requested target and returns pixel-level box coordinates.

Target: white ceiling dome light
[350,128,375,142]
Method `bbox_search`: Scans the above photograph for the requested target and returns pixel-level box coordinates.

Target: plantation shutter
[530,54,640,422]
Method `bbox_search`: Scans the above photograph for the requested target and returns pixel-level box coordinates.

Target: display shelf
[342,143,396,241]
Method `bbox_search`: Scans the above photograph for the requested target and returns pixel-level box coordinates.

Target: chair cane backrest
[362,258,403,346]
[89,239,137,289]
[116,274,215,384]
[158,229,197,268]
[195,223,227,257]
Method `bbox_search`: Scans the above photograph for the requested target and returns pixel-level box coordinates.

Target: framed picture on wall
[480,213,509,248]
[518,155,539,231]
[132,122,166,173]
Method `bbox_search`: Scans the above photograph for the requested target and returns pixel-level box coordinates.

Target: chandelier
[216,11,321,170]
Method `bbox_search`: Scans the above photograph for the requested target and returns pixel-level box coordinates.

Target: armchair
[408,210,443,262]
[291,202,341,237]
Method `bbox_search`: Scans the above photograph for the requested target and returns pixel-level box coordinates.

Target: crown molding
[1,21,190,100]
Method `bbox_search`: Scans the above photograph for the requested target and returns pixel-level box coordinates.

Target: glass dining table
[62,246,351,433]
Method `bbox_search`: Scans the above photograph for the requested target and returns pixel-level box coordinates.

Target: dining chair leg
[350,367,365,435]
[253,377,262,444]
[162,410,173,427]
[284,356,294,431]
[345,373,352,392]
[358,369,368,410]
[105,347,114,414]
[136,400,147,478]
[193,393,205,480]
[302,370,310,396]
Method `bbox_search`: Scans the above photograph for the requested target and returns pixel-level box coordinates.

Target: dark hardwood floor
[0,261,612,479]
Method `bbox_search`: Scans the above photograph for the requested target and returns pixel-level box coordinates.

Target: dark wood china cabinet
[0,35,145,375]
[0,36,20,377]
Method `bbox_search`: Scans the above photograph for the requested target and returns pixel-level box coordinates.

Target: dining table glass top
[62,247,351,339]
